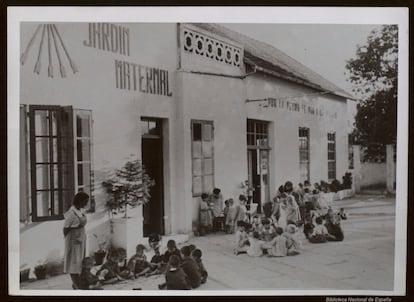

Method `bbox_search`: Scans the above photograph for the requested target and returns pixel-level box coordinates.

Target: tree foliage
[102,160,155,217]
[346,25,398,151]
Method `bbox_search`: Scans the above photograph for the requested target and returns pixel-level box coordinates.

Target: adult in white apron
[63,192,89,289]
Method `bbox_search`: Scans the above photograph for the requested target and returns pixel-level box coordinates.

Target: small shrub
[330,179,342,193]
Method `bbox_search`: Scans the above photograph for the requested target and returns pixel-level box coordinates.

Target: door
[141,118,164,236]
[248,149,269,213]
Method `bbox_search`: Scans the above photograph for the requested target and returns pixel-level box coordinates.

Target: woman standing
[63,192,89,289]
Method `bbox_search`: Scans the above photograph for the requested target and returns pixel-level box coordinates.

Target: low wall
[20,213,111,279]
[360,163,387,188]
[323,189,355,203]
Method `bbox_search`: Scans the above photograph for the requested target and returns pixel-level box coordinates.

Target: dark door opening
[141,118,164,236]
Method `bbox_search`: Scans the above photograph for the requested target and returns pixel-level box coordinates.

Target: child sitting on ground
[158,239,182,290]
[324,208,345,242]
[308,216,335,243]
[116,248,133,279]
[78,257,103,290]
[146,234,165,277]
[234,221,250,255]
[261,218,276,242]
[266,227,287,257]
[247,231,265,257]
[284,224,301,256]
[163,239,182,264]
[188,244,197,256]
[192,248,208,284]
[338,208,347,220]
[96,249,125,284]
[127,244,152,278]
[251,214,263,233]
[165,255,191,290]
[180,245,201,289]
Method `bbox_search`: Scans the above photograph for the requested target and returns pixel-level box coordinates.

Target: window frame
[299,127,310,183]
[26,105,93,222]
[73,109,94,211]
[247,119,270,150]
[29,105,65,222]
[191,119,214,197]
[327,132,337,181]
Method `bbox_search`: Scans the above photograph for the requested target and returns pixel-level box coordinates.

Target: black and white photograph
[7,6,408,296]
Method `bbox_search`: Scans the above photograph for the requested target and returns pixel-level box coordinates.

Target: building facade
[19,22,354,269]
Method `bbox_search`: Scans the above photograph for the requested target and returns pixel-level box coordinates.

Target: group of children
[199,181,348,258]
[78,235,208,290]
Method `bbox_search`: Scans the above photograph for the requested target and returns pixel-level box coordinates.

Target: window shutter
[61,106,75,212]
[20,105,29,222]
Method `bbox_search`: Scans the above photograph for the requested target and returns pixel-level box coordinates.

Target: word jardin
[84,23,172,97]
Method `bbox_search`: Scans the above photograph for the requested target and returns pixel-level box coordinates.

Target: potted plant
[20,264,30,282]
[102,160,155,218]
[102,160,155,255]
[34,261,47,280]
[92,234,107,265]
[45,259,64,276]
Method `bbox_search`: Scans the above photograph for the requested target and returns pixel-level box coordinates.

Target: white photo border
[7,6,409,296]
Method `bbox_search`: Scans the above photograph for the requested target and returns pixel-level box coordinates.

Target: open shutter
[61,106,75,212]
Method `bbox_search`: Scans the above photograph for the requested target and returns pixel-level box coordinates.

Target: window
[75,110,94,208]
[247,119,269,148]
[191,120,214,196]
[328,132,336,181]
[23,105,93,222]
[299,127,310,182]
[348,134,354,169]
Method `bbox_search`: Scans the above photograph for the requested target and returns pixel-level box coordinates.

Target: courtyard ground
[20,193,396,292]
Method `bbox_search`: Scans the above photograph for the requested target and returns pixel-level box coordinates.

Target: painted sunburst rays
[21,24,78,78]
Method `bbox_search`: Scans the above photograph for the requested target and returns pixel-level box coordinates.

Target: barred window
[328,132,336,181]
[191,120,214,197]
[247,119,269,148]
[22,105,93,222]
[299,127,310,182]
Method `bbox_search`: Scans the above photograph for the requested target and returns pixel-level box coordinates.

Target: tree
[102,160,155,218]
[346,25,398,160]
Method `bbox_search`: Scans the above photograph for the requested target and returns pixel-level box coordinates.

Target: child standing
[225,198,237,234]
[275,194,288,230]
[223,199,230,230]
[192,249,208,284]
[165,255,191,290]
[78,257,103,290]
[199,193,213,236]
[180,246,201,289]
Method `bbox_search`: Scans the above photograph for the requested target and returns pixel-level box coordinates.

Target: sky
[221,23,381,96]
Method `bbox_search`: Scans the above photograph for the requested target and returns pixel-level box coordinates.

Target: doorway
[247,119,270,213]
[141,118,164,236]
[247,149,269,213]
